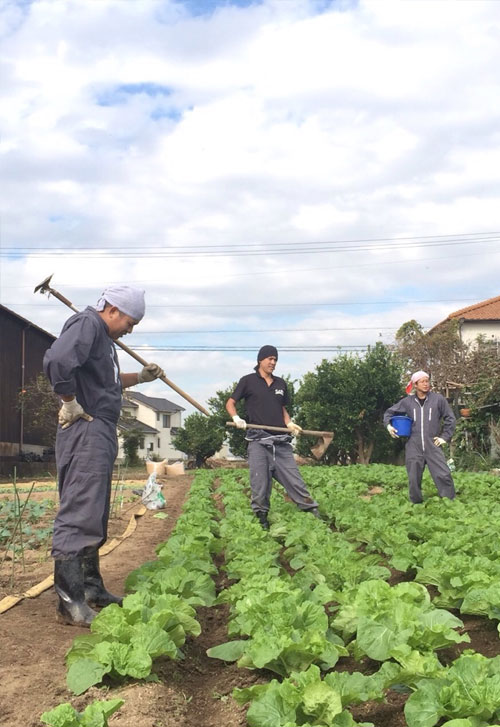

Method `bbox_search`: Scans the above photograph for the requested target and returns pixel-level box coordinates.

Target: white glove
[387,424,399,439]
[434,437,446,447]
[138,363,164,383]
[287,421,302,436]
[232,415,247,430]
[58,399,93,429]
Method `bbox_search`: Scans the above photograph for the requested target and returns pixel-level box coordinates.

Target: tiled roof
[447,294,500,321]
[121,397,138,408]
[126,390,185,412]
[429,294,500,332]
[118,417,158,434]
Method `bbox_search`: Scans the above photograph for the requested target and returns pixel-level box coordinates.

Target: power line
[128,345,372,352]
[3,297,485,308]
[5,247,499,289]
[1,233,498,259]
[129,326,402,334]
[2,231,498,251]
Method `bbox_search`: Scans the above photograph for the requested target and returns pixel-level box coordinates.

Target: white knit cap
[95,285,146,321]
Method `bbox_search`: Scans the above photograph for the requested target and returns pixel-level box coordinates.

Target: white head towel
[95,285,146,321]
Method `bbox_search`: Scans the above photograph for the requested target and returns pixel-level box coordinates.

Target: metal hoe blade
[310,434,333,460]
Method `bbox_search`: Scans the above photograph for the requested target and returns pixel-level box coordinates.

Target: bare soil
[1,473,499,727]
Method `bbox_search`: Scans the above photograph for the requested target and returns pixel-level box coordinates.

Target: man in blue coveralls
[226,345,319,530]
[383,370,456,504]
[44,285,164,626]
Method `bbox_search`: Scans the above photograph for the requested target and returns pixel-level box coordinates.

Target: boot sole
[56,610,93,627]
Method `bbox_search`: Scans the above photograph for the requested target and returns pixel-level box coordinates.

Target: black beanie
[257,345,278,362]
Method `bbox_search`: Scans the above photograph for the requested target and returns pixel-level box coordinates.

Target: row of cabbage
[206,469,500,727]
[306,465,500,624]
[41,471,220,726]
[42,465,500,727]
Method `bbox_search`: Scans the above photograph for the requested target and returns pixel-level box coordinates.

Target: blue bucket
[390,415,412,437]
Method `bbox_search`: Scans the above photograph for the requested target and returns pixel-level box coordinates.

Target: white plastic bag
[140,473,166,510]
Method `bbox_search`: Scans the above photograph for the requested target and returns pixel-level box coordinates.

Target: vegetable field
[3,465,500,727]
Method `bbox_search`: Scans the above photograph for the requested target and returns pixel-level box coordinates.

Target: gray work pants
[52,417,118,558]
[247,440,318,513]
[405,440,455,504]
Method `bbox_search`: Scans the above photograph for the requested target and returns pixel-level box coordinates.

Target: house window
[162,414,170,428]
[158,438,161,448]
[156,412,160,422]
[139,437,145,449]
[148,442,154,451]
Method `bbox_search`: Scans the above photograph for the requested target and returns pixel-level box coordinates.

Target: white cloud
[1,0,499,413]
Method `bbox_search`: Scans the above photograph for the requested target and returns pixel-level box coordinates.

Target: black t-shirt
[231,371,289,428]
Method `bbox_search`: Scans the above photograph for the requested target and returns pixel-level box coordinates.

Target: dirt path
[0,474,194,727]
[2,472,500,727]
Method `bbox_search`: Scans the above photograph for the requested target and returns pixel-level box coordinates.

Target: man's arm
[226,397,238,418]
[121,363,165,389]
[439,396,456,441]
[121,373,140,389]
[226,396,247,429]
[43,317,96,397]
[382,399,407,426]
[283,407,302,434]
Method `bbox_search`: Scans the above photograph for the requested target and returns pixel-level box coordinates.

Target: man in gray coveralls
[44,285,164,626]
[226,345,319,530]
[383,370,456,504]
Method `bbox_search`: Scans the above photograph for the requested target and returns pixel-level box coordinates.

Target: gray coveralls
[44,307,121,558]
[384,391,456,504]
[246,431,318,513]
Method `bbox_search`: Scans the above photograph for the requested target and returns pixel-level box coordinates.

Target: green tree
[17,374,59,446]
[295,343,403,464]
[207,384,247,458]
[121,425,143,466]
[172,413,225,468]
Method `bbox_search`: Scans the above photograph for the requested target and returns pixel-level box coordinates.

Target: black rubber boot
[255,511,270,530]
[54,557,98,627]
[82,549,123,608]
[307,507,321,519]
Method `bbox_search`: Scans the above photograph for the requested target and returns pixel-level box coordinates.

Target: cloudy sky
[1,0,499,415]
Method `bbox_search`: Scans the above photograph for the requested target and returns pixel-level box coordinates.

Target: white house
[430,294,500,349]
[117,390,185,463]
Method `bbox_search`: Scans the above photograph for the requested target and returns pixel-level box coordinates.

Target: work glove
[232,415,247,430]
[387,424,399,439]
[287,421,302,436]
[434,437,446,447]
[58,399,93,429]
[138,363,164,383]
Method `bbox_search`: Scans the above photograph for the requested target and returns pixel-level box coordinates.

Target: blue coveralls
[44,307,121,558]
[384,391,456,504]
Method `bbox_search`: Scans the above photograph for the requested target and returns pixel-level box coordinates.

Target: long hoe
[226,421,333,460]
[34,274,209,416]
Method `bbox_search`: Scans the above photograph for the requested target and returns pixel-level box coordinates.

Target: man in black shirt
[226,345,319,529]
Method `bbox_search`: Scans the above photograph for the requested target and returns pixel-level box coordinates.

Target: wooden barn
[0,305,55,460]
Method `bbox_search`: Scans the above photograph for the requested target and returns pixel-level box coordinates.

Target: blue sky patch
[151,107,183,122]
[96,83,174,107]
[174,0,261,17]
